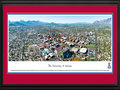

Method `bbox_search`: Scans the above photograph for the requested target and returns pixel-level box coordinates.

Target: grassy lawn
[58,50,65,55]
[72,57,95,61]
[86,44,95,47]
[72,57,85,61]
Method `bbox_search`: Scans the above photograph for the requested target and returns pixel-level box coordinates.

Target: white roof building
[62,37,67,39]
[66,42,70,45]
[49,53,54,57]
[32,44,38,47]
[80,48,87,53]
[71,47,79,53]
[45,55,49,60]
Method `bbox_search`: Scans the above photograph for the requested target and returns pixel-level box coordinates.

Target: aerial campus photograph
[8,14,112,61]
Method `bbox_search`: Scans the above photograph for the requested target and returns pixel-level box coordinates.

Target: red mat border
[3,6,117,84]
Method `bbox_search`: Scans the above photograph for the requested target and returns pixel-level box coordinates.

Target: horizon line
[8,17,112,24]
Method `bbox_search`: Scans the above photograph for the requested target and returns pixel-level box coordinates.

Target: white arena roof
[80,48,87,53]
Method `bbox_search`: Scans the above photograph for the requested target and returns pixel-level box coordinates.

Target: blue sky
[8,14,112,23]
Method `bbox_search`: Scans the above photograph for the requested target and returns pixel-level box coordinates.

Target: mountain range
[9,18,112,26]
[93,18,111,25]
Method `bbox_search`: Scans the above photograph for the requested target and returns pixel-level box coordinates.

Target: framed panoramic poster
[0,0,120,90]
[1,0,119,89]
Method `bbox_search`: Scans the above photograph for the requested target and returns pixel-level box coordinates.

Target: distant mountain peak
[93,18,111,25]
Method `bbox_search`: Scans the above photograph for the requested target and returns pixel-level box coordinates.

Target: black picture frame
[0,0,120,89]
